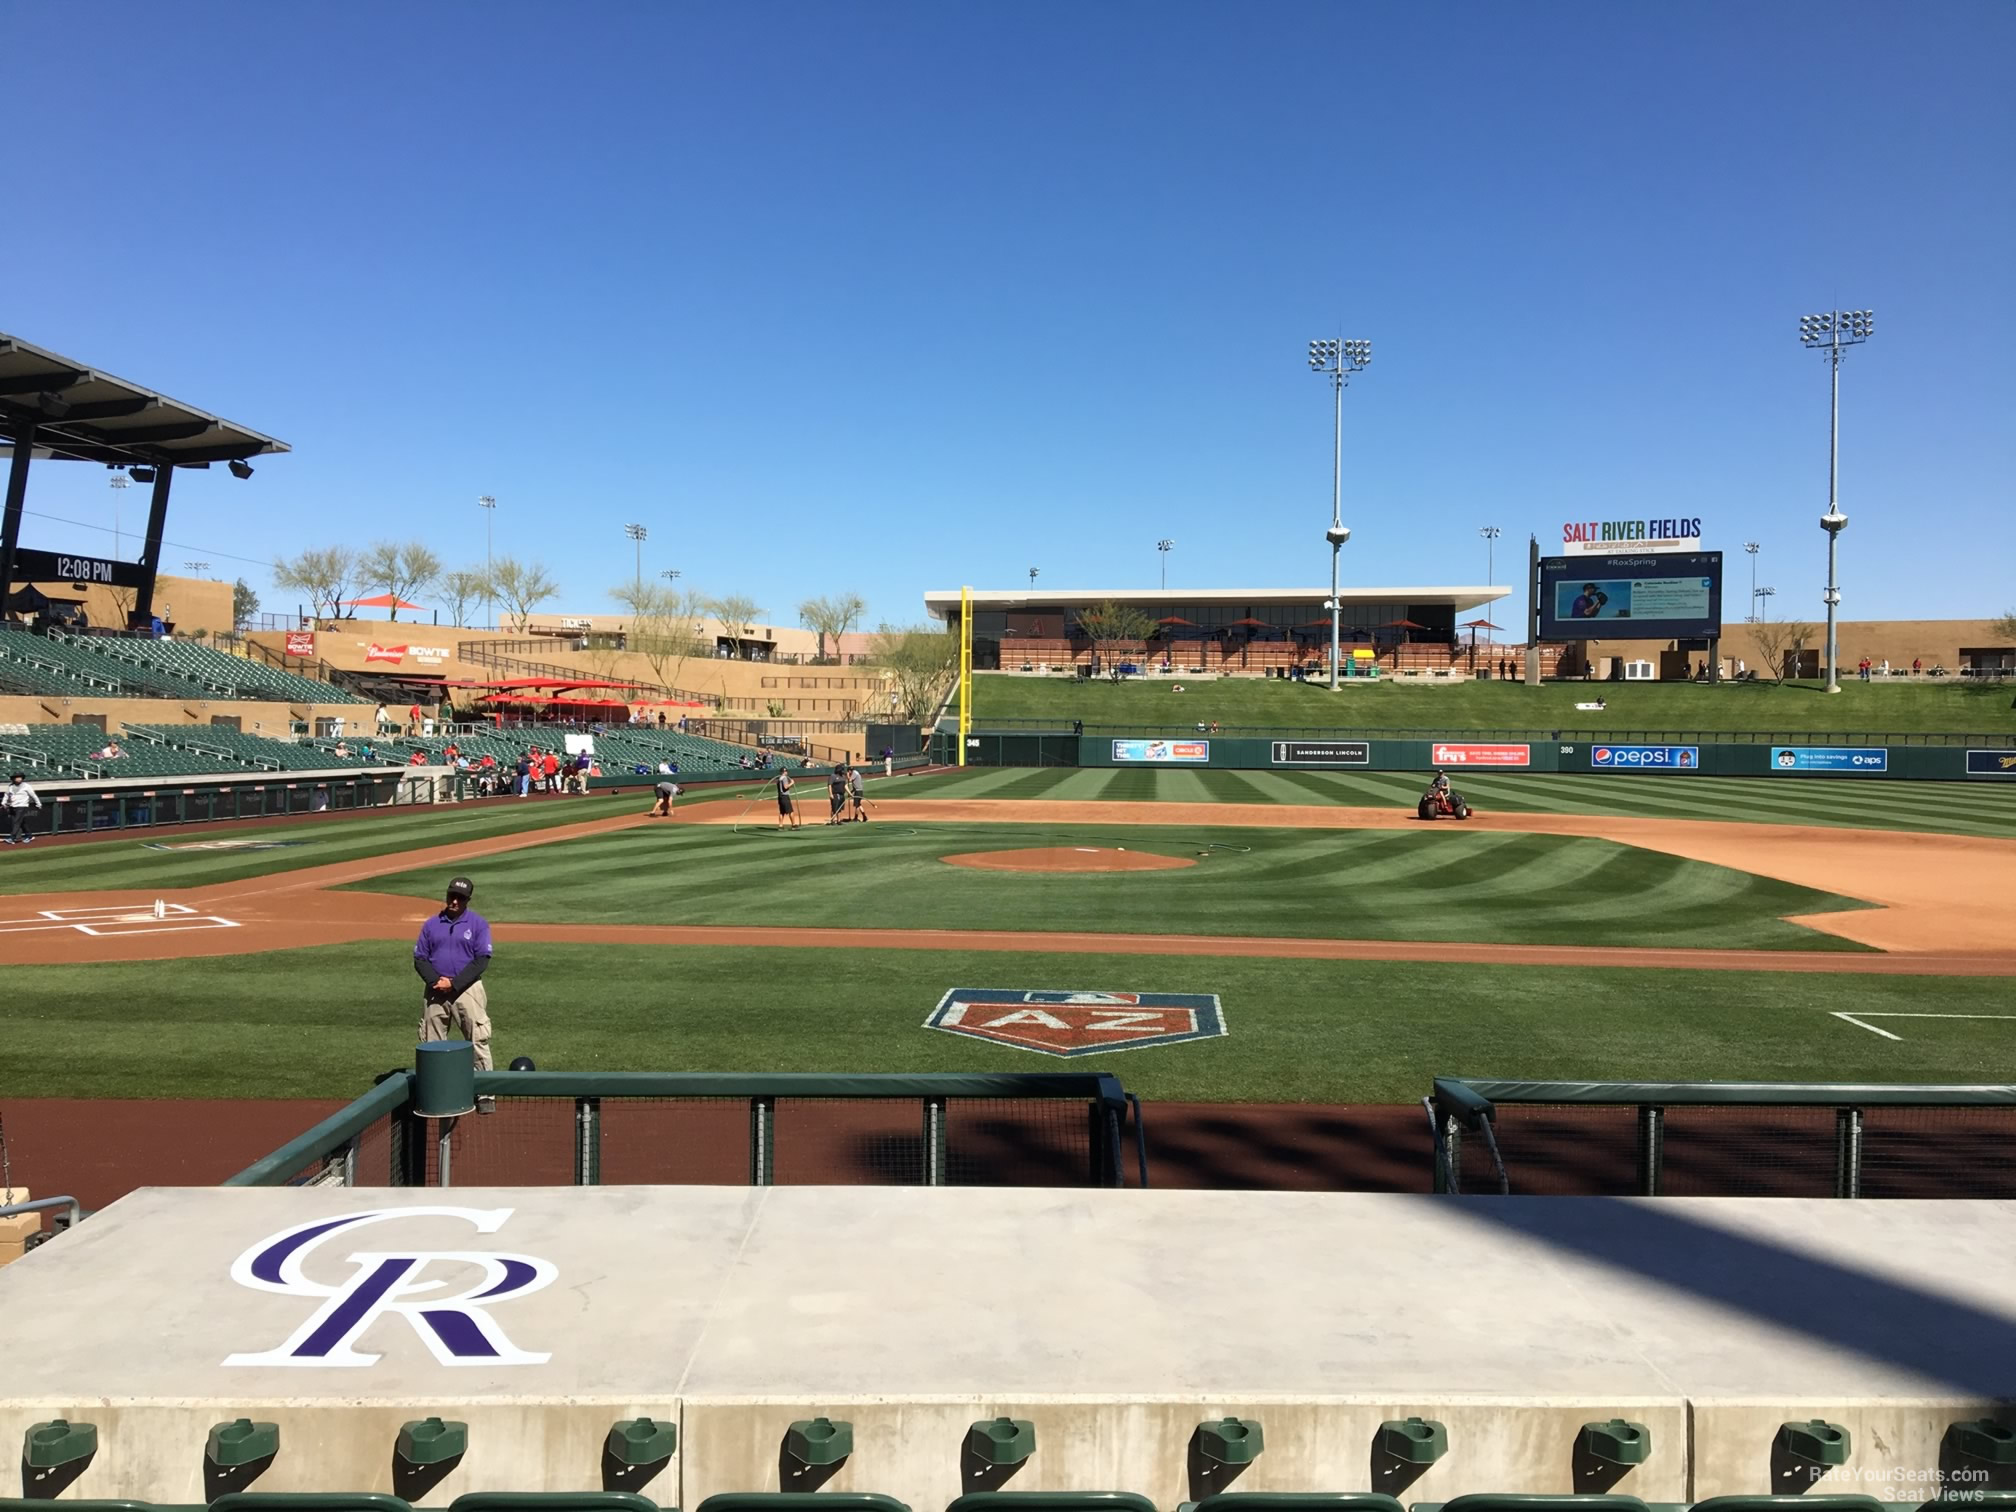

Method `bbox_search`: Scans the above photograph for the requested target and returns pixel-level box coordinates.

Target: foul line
[1832,1011,2016,1042]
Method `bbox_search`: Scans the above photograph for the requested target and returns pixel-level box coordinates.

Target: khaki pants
[419,980,493,1071]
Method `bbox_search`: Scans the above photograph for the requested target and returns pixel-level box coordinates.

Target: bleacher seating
[0,624,194,697]
[0,724,398,780]
[58,631,363,703]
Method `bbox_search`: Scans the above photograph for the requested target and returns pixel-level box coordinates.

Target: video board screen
[1538,552,1723,641]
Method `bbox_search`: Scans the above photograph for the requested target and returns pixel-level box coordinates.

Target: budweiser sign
[284,631,315,657]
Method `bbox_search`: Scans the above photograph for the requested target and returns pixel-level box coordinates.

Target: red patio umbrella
[1462,617,1504,670]
[346,593,428,618]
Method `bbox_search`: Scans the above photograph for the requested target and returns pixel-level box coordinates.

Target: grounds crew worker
[414,875,496,1107]
[3,772,43,845]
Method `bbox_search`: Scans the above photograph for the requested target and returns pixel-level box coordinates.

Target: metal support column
[0,413,37,606]
[131,464,177,625]
[1524,535,1541,685]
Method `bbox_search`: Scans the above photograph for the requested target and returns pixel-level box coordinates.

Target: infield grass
[342,820,1869,951]
[0,943,2001,1102]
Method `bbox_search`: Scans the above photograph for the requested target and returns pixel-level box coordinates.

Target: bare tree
[707,593,764,660]
[798,592,866,663]
[1075,599,1156,675]
[272,546,359,620]
[490,556,560,632]
[1751,615,1818,684]
[438,568,490,629]
[615,581,708,689]
[358,542,442,621]
[1992,609,2016,643]
[870,622,959,723]
[232,577,260,630]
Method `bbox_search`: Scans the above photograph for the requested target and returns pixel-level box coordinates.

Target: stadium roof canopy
[924,586,1512,620]
[0,332,290,467]
[1,331,289,629]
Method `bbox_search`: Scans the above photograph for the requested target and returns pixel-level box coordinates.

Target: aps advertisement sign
[1771,747,1890,773]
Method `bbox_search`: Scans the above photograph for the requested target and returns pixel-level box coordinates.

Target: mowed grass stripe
[913,765,2013,836]
[344,821,1867,951]
[2,941,2007,1103]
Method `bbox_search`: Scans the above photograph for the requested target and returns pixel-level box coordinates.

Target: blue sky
[9,1,2012,633]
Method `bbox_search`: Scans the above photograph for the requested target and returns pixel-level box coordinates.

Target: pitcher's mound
[942,846,1195,874]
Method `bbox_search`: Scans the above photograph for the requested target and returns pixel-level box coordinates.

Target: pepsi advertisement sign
[1770,747,1889,773]
[1592,744,1699,770]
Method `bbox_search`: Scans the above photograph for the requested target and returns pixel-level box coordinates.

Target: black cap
[446,876,475,902]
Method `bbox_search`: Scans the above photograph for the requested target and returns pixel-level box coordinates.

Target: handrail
[225,1073,414,1185]
[476,1070,1128,1103]
[0,1194,83,1231]
[1435,1076,2016,1107]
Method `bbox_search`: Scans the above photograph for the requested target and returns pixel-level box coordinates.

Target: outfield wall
[943,731,2016,781]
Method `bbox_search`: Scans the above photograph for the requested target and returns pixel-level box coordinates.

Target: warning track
[0,795,2010,973]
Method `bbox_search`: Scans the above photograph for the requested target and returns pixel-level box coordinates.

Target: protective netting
[408,1094,1120,1188]
[1454,1101,2016,1198]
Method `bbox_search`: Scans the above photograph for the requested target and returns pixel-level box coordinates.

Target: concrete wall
[3,1187,2012,1506]
[22,573,233,635]
[0,694,366,735]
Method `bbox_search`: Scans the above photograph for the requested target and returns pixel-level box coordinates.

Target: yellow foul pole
[957,585,972,766]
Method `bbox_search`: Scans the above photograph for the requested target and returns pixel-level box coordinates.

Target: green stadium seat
[1414,1499,1656,1512]
[696,1497,909,1512]
[210,1498,415,1512]
[451,1497,668,1512]
[1183,1496,1405,1512]
[1689,1499,1888,1512]
[950,1497,1158,1512]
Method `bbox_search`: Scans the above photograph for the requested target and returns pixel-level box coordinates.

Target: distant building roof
[924,586,1511,620]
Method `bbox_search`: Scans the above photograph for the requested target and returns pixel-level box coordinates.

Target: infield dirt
[0,793,2008,971]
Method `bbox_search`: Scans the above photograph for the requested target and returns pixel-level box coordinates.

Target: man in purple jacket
[414,875,496,1109]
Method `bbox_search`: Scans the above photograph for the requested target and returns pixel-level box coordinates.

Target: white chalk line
[0,903,238,937]
[1831,1010,2016,1042]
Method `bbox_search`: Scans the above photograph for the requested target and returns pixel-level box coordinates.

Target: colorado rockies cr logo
[223,1207,556,1368]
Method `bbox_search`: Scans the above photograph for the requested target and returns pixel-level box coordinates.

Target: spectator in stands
[407,750,428,766]
[656,711,667,728]
[334,740,351,758]
[408,702,422,734]
[93,740,125,760]
[375,703,391,733]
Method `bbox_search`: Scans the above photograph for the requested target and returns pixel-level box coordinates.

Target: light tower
[1307,336,1371,689]
[1798,309,1873,692]
[1479,525,1501,586]
[1743,541,1761,621]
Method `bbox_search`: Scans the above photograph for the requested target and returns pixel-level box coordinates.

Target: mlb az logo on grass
[927,990,1227,1058]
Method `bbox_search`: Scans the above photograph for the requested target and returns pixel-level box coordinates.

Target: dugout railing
[227,1057,1147,1191]
[1428,1077,2016,1199]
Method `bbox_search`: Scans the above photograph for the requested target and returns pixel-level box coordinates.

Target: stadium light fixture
[1798,308,1873,692]
[624,522,648,591]
[1028,566,1038,590]
[1479,525,1501,586]
[109,472,128,557]
[184,560,210,574]
[1307,334,1371,689]
[477,495,497,629]
[227,459,254,479]
[1157,539,1174,591]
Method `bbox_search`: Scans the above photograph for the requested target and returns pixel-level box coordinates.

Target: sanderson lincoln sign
[1560,516,1703,555]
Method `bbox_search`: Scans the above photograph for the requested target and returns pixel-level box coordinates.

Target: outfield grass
[344,820,1866,951]
[905,765,2016,837]
[0,943,2004,1102]
[971,670,2016,737]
